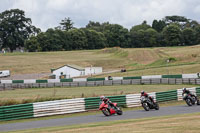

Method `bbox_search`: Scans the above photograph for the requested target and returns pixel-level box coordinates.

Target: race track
[1,105,200,132]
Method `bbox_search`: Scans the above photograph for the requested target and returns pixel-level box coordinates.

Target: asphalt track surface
[1,105,200,132]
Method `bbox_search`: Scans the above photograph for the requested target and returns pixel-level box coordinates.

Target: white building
[51,64,102,79]
[85,67,102,75]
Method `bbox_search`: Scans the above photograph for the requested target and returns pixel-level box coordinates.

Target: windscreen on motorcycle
[183,93,187,97]
[140,96,146,102]
[99,101,103,105]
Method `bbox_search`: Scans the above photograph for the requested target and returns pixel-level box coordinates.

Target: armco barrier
[12,80,24,83]
[123,76,141,79]
[84,95,126,110]
[126,94,141,108]
[2,78,200,90]
[0,103,33,121]
[87,78,105,81]
[196,87,200,96]
[162,75,182,78]
[1,73,200,90]
[33,98,85,117]
[156,90,177,102]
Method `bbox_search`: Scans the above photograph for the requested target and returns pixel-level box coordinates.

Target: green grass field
[0,84,197,106]
[1,45,200,77]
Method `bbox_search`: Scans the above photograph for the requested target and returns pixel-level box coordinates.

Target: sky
[0,0,200,31]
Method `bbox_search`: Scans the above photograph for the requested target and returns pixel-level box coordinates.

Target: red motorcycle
[99,101,123,116]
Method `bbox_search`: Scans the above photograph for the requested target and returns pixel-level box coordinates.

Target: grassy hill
[1,45,200,77]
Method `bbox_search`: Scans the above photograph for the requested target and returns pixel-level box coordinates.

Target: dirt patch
[0,73,50,80]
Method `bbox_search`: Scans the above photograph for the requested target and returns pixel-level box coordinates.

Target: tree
[162,24,182,46]
[182,28,196,45]
[59,17,74,31]
[130,21,151,33]
[129,29,145,48]
[25,36,40,52]
[152,20,166,32]
[86,21,101,28]
[103,24,129,47]
[143,28,158,47]
[83,29,106,49]
[41,29,64,51]
[194,26,200,44]
[164,15,188,24]
[66,29,87,50]
[164,15,189,30]
[0,9,40,52]
[185,20,199,29]
[85,21,109,32]
[130,21,151,47]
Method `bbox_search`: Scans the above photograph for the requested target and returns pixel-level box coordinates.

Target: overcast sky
[1,0,200,31]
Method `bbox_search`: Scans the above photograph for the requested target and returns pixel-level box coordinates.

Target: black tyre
[186,99,192,106]
[102,108,110,116]
[142,103,150,111]
[154,103,159,110]
[197,99,200,105]
[116,107,123,115]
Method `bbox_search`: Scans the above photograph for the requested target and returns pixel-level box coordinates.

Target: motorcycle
[183,93,200,106]
[99,101,123,116]
[140,96,159,111]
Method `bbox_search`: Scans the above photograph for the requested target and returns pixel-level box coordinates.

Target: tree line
[1,9,200,52]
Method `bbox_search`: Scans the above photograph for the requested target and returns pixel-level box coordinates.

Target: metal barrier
[1,78,200,90]
[0,103,33,121]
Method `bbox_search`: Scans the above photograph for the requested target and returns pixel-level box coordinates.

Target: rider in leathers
[100,96,115,109]
[182,88,197,99]
[141,91,155,104]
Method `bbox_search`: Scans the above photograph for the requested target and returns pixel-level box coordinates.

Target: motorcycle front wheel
[142,103,150,111]
[102,108,110,116]
[197,99,200,105]
[154,102,159,110]
[186,99,192,106]
[116,106,123,115]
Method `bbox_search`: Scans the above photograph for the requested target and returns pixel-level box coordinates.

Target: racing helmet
[141,90,145,95]
[100,96,105,100]
[183,88,186,91]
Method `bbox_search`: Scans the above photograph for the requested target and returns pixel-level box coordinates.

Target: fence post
[3,83,5,90]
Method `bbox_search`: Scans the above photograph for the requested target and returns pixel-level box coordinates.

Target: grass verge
[0,84,197,106]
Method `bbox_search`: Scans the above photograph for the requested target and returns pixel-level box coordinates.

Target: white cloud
[1,0,200,31]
